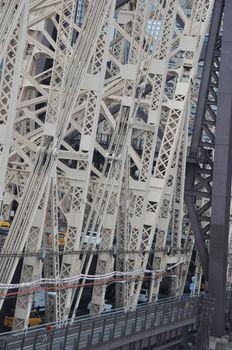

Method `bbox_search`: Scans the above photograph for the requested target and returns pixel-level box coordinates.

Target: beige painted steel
[0,0,216,327]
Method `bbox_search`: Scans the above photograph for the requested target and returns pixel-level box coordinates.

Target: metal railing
[0,294,194,338]
[0,294,202,350]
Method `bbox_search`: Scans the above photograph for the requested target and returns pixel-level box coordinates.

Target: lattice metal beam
[185,0,223,279]
[0,0,221,333]
[185,0,232,337]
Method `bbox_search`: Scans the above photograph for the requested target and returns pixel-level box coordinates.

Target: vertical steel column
[209,0,232,337]
[185,0,223,279]
[185,0,232,337]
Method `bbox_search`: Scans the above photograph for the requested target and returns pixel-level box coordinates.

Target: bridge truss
[0,0,230,338]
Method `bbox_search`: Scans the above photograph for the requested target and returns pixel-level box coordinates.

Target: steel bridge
[1,0,232,348]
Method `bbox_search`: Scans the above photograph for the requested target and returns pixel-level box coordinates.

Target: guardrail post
[106,327,112,342]
[165,302,170,324]
[62,324,69,350]
[177,300,182,321]
[88,320,95,346]
[144,305,149,330]
[20,333,25,350]
[112,313,117,338]
[133,310,138,333]
[187,297,192,318]
[100,316,106,343]
[174,300,178,321]
[170,301,174,323]
[153,305,158,326]
[33,334,38,350]
[50,329,55,350]
[76,323,81,347]
[73,336,78,350]
[123,312,129,336]
[160,305,165,325]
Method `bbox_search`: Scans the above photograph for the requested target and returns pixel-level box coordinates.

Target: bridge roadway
[0,295,207,350]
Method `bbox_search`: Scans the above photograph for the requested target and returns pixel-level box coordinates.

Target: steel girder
[185,0,232,337]
[185,0,223,279]
[0,0,216,330]
[209,0,232,337]
[0,0,114,328]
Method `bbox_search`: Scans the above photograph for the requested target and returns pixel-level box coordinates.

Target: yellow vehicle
[4,311,41,329]
[58,232,66,247]
[0,220,10,228]
[47,232,66,248]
